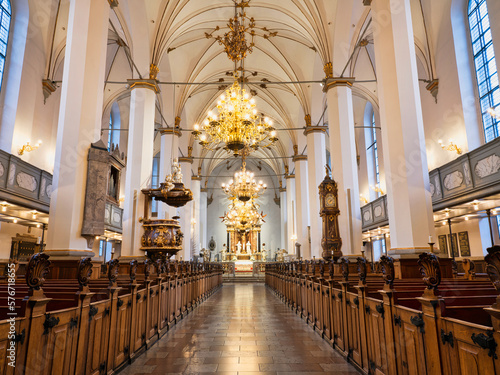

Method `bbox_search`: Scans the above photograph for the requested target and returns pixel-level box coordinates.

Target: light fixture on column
[32,211,37,220]
[18,140,42,155]
[438,139,462,155]
[359,194,368,205]
[1,202,7,212]
[370,184,385,195]
[191,218,196,226]
[222,160,266,202]
[291,234,297,241]
[192,80,277,156]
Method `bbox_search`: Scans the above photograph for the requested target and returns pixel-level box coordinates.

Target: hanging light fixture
[192,80,277,156]
[222,199,265,231]
[221,160,266,202]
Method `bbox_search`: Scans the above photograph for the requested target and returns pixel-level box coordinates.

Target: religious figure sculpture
[163,159,183,193]
[221,244,227,261]
[262,249,267,262]
[277,248,288,262]
[246,241,251,253]
[236,241,242,254]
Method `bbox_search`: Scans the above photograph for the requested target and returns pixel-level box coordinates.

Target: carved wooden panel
[332,286,345,352]
[86,301,111,375]
[113,294,132,369]
[393,306,426,375]
[346,292,362,366]
[133,292,146,352]
[365,298,388,375]
[321,284,331,340]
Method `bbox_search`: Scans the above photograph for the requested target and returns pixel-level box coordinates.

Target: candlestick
[428,242,435,253]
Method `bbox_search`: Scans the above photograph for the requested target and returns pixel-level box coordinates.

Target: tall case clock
[319,167,343,261]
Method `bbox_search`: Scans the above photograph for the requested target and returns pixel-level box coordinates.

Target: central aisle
[121,283,360,374]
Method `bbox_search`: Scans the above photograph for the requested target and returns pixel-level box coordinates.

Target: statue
[236,241,242,254]
[262,249,267,262]
[171,159,183,183]
[201,248,210,262]
[221,244,227,261]
[277,248,288,262]
[246,241,251,253]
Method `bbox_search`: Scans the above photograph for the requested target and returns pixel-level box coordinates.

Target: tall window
[107,114,113,150]
[0,0,11,91]
[151,153,160,214]
[469,0,500,142]
[372,113,380,194]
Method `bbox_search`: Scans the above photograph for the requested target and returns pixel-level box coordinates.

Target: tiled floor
[120,283,360,375]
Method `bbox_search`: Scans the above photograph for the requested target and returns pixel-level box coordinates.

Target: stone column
[178,157,193,260]
[279,185,287,250]
[200,188,208,249]
[285,174,296,254]
[121,85,158,258]
[371,0,435,254]
[293,152,310,258]
[191,176,201,259]
[304,120,327,258]
[486,0,500,67]
[159,127,180,219]
[45,0,110,258]
[324,80,362,255]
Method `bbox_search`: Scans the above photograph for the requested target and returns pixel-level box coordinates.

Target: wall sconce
[18,140,42,156]
[291,234,297,241]
[359,194,368,205]
[438,139,462,155]
[370,184,385,195]
[1,202,7,212]
[191,218,196,225]
[32,211,37,220]
[13,219,17,224]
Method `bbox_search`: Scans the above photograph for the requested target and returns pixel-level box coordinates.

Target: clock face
[325,193,336,208]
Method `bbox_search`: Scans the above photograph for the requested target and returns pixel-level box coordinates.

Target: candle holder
[428,242,435,253]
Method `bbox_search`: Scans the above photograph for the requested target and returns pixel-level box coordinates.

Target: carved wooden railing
[0,255,223,375]
[265,248,500,374]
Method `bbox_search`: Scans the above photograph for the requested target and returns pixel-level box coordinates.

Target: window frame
[467,0,500,143]
[0,0,11,92]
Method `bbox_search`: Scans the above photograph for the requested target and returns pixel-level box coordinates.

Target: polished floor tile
[120,283,360,374]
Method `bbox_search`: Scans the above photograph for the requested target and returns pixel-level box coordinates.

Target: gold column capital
[303,126,327,136]
[292,155,307,162]
[304,114,312,127]
[285,173,295,180]
[159,127,182,137]
[178,156,194,164]
[322,77,355,93]
[127,78,160,93]
[149,64,159,80]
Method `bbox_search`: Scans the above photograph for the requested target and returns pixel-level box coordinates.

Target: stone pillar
[159,127,180,219]
[486,0,500,67]
[200,188,208,249]
[285,174,296,254]
[371,0,435,254]
[45,0,110,258]
[178,157,193,260]
[279,185,287,250]
[305,122,327,258]
[324,80,362,255]
[191,176,201,259]
[121,86,157,258]
[293,153,310,258]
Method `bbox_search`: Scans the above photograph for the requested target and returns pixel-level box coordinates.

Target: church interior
[2,0,500,373]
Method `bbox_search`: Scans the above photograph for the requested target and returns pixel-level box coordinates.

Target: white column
[285,175,296,254]
[159,128,180,219]
[191,177,201,258]
[325,81,362,255]
[279,187,287,250]
[200,189,208,249]
[121,88,157,257]
[46,0,110,257]
[305,127,327,258]
[178,158,193,260]
[293,155,310,258]
[486,0,500,67]
[371,0,435,252]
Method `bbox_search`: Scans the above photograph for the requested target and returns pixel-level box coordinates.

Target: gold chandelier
[222,199,265,231]
[192,80,278,156]
[222,161,266,202]
[205,0,277,63]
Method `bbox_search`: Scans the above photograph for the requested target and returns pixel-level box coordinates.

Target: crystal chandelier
[192,80,278,156]
[222,199,264,231]
[222,161,266,202]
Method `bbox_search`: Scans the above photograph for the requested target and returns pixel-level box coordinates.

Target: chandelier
[222,161,266,202]
[192,80,278,156]
[205,0,277,63]
[222,199,265,231]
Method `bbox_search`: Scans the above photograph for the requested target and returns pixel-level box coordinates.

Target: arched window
[365,107,381,201]
[468,0,500,142]
[0,0,11,91]
[151,153,160,214]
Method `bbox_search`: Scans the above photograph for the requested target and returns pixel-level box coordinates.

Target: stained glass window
[0,1,11,91]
